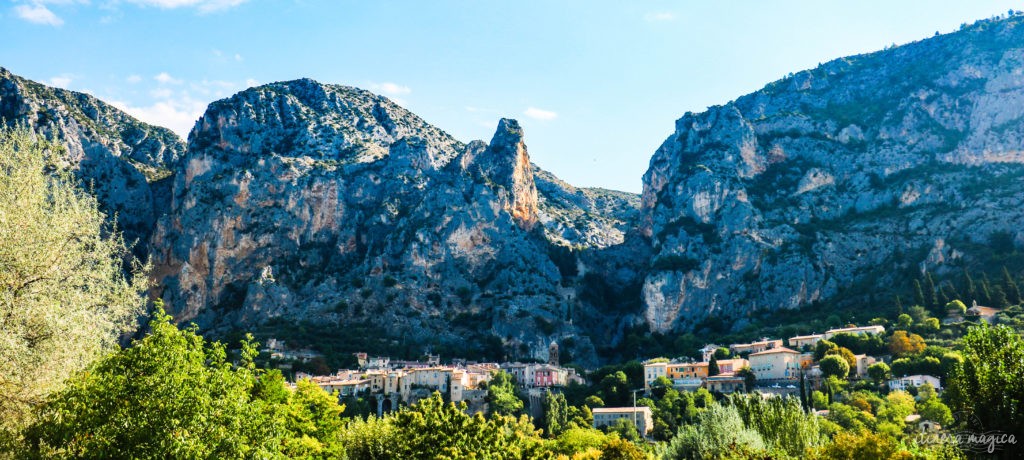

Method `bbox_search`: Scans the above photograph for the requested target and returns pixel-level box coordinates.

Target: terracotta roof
[967,306,1001,317]
[749,347,800,356]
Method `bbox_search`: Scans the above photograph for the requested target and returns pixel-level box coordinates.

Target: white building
[888,374,942,392]
[698,344,722,362]
[824,325,885,339]
[643,361,668,390]
[592,407,654,437]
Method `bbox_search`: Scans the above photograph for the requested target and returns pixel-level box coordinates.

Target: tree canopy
[0,129,148,431]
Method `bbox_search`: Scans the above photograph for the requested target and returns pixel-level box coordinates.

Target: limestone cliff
[0,67,185,248]
[148,79,638,363]
[640,16,1024,331]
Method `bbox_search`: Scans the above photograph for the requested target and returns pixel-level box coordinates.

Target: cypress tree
[1002,267,1021,306]
[924,273,938,309]
[913,280,926,309]
[962,268,976,305]
[709,355,720,377]
[799,370,809,412]
[979,273,994,306]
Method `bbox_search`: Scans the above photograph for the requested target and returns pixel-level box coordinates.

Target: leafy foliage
[22,307,345,459]
[945,324,1024,439]
[0,129,148,431]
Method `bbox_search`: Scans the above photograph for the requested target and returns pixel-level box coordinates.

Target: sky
[1,1,1021,193]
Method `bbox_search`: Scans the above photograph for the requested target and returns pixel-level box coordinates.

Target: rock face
[0,67,185,248]
[148,79,639,363]
[11,14,1024,360]
[640,16,1024,331]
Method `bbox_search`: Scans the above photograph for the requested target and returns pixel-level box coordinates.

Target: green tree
[810,430,909,460]
[708,354,720,377]
[605,418,640,443]
[867,362,890,384]
[1003,266,1021,306]
[819,355,850,380]
[281,379,346,458]
[946,324,1024,438]
[541,391,569,437]
[23,307,286,458]
[736,366,757,392]
[388,393,548,460]
[0,129,148,431]
[727,394,825,457]
[663,403,767,460]
[598,371,631,407]
[896,314,914,330]
[946,299,967,316]
[814,339,839,361]
[550,427,608,457]
[599,437,646,460]
[486,371,524,416]
[339,415,397,460]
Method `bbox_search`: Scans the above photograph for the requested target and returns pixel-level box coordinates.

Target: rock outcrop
[640,15,1024,331]
[10,14,1024,360]
[0,67,185,248]
[147,79,639,363]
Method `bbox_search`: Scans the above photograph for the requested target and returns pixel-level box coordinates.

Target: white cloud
[154,72,183,85]
[368,82,412,96]
[108,77,256,137]
[126,74,143,84]
[244,78,259,88]
[111,91,207,138]
[48,75,73,88]
[234,53,243,62]
[14,3,63,26]
[524,107,558,121]
[125,0,249,13]
[644,11,675,22]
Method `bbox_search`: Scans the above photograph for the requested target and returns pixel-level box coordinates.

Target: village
[265,317,963,439]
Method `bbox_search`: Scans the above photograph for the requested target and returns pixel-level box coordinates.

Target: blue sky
[2,1,1020,193]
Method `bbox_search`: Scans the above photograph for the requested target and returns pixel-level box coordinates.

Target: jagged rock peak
[481,118,539,230]
[187,77,463,169]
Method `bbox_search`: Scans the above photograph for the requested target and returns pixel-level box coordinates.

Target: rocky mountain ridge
[640,15,1024,332]
[9,14,1024,363]
[0,67,185,248]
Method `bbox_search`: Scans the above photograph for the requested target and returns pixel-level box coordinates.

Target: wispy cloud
[644,11,675,22]
[125,0,249,13]
[154,72,183,85]
[111,97,207,139]
[368,82,412,97]
[14,3,63,26]
[126,74,143,84]
[48,74,73,88]
[109,77,254,137]
[524,107,558,121]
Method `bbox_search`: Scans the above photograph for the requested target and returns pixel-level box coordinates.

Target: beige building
[748,347,801,381]
[706,374,745,393]
[592,407,654,436]
[730,339,783,355]
[824,325,885,339]
[787,334,824,351]
[853,354,877,378]
[643,361,668,390]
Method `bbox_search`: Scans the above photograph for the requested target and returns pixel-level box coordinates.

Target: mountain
[0,67,185,249]
[146,79,641,364]
[640,15,1024,332]
[8,14,1024,364]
